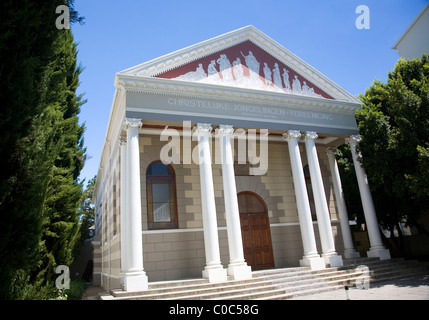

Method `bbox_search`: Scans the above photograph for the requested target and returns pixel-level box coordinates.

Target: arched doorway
[238,192,274,270]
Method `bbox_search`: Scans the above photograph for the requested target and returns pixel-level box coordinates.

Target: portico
[92,26,389,292]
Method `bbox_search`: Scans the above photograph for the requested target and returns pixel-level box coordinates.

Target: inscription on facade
[167,97,333,121]
[126,92,358,133]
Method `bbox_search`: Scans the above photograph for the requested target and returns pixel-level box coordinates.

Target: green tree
[78,176,96,246]
[0,0,64,299]
[339,54,429,256]
[32,29,87,294]
[0,1,86,299]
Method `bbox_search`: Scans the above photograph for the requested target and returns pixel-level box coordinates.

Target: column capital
[283,130,301,141]
[193,123,212,135]
[304,131,318,141]
[326,147,338,155]
[123,118,142,130]
[216,124,234,136]
[346,134,362,146]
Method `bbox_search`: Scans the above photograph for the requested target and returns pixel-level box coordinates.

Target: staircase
[99,258,429,300]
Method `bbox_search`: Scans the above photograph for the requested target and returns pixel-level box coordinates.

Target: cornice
[119,26,252,77]
[116,74,360,113]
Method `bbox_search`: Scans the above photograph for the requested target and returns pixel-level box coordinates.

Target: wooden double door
[238,192,275,271]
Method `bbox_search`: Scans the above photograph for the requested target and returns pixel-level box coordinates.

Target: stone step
[180,277,335,300]
[99,258,429,300]
[104,267,326,300]
[109,277,265,299]
[342,257,380,266]
[149,278,209,289]
[259,284,346,300]
[125,280,270,300]
[370,266,429,282]
[341,260,429,282]
[146,269,347,300]
[210,283,340,300]
[211,271,353,300]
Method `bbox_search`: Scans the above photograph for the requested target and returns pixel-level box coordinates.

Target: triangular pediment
[118,26,359,103]
[156,40,332,99]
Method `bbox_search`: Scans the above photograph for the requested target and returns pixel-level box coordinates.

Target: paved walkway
[290,274,429,300]
[82,285,105,300]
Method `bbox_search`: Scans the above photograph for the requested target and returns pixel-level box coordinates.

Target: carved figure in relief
[241,51,260,80]
[232,57,244,80]
[272,63,282,89]
[170,49,327,99]
[207,60,221,82]
[263,63,273,85]
[217,54,233,82]
[282,68,291,92]
[292,75,302,94]
[302,81,312,95]
[195,64,206,79]
[176,63,207,81]
[302,81,322,98]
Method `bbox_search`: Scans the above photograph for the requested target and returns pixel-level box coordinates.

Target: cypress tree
[0,0,63,299]
[0,1,86,299]
[36,29,86,293]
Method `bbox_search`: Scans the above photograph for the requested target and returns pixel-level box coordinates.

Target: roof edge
[392,2,429,50]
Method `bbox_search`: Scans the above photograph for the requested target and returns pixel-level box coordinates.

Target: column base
[300,256,326,270]
[323,253,344,267]
[227,263,253,280]
[123,271,148,292]
[367,248,391,260]
[344,249,361,259]
[202,266,228,283]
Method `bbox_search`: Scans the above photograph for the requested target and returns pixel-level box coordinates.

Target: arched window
[304,165,317,221]
[237,191,267,215]
[146,161,178,230]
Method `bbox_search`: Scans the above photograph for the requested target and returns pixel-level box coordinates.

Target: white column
[119,137,128,284]
[194,123,227,283]
[304,132,343,267]
[326,147,360,259]
[283,131,325,270]
[217,125,252,280]
[348,135,390,260]
[122,118,148,291]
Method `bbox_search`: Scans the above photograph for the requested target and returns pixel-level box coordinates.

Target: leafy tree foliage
[339,55,429,254]
[77,176,96,248]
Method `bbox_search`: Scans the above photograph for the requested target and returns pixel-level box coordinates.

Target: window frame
[146,161,179,230]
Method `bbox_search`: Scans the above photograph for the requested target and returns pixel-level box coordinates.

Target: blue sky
[71,0,428,185]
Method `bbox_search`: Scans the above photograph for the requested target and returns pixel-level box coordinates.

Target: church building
[92,26,390,292]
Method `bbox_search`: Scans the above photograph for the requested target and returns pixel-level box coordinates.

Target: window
[146,161,178,230]
[237,191,267,215]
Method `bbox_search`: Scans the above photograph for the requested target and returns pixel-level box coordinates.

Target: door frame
[238,191,275,270]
